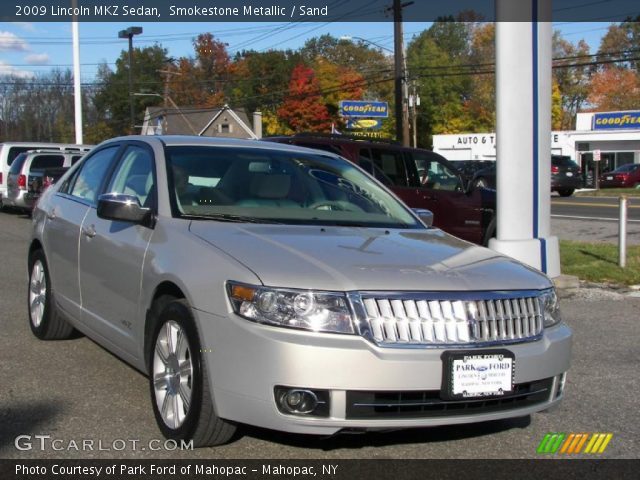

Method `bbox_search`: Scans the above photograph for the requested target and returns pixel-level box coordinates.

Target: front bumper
[196,309,572,435]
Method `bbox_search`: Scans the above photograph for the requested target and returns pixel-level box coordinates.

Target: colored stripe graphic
[539,433,613,454]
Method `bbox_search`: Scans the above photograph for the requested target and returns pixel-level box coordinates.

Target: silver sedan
[29,136,572,447]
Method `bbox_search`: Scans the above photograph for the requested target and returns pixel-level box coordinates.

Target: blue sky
[0,21,613,82]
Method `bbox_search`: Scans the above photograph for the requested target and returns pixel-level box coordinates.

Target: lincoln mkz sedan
[29,136,572,447]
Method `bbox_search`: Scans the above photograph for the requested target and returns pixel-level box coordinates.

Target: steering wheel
[308,200,363,212]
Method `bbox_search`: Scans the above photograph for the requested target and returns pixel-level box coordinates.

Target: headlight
[227,282,355,334]
[540,289,562,327]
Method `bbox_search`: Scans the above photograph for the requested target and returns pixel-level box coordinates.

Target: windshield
[164,146,423,229]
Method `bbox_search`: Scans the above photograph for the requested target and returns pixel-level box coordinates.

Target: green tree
[552,31,591,129]
[93,45,169,135]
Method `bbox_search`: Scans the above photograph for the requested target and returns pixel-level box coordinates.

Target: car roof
[102,135,345,157]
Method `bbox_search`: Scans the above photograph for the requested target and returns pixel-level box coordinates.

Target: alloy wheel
[152,320,193,429]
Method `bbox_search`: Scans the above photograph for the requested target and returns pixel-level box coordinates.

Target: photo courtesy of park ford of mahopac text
[0,0,639,479]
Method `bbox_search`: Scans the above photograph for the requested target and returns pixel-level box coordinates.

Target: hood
[189,222,552,292]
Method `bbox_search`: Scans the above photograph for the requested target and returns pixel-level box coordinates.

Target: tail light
[615,174,628,180]
[551,165,559,174]
[18,174,27,190]
[0,172,3,185]
[43,176,54,189]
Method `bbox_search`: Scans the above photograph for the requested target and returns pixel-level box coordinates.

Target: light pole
[118,26,143,134]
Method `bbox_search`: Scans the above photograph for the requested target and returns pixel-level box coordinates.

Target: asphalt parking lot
[0,211,638,459]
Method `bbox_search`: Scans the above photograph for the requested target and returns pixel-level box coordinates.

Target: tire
[634,183,640,190]
[557,188,574,197]
[28,250,74,340]
[482,217,496,247]
[149,299,236,447]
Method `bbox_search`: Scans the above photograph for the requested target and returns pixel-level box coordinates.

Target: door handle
[82,225,97,238]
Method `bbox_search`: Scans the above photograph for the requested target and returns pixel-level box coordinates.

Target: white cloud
[12,22,36,32]
[0,31,29,52]
[0,61,34,79]
[24,53,50,65]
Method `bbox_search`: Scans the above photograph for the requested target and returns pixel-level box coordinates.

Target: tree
[587,68,640,111]
[313,57,365,125]
[552,31,591,129]
[407,21,473,146]
[278,64,331,133]
[230,49,301,114]
[93,45,169,135]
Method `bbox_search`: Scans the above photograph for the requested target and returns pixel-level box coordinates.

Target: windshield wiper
[182,213,282,224]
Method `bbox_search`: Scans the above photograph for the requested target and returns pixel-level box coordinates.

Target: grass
[560,240,640,286]
[575,188,640,197]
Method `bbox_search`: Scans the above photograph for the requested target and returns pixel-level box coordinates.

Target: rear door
[43,145,122,322]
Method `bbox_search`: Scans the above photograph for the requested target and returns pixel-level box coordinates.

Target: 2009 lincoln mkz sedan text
[28,136,572,447]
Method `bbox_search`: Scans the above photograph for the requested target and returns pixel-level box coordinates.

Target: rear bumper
[551,176,583,190]
[196,308,572,435]
[3,188,28,208]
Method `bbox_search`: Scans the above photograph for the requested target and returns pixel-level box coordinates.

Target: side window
[69,146,120,204]
[422,158,461,191]
[106,145,155,207]
[371,148,408,187]
[358,148,375,175]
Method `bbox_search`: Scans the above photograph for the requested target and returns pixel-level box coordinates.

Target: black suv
[264,134,497,246]
[469,155,582,197]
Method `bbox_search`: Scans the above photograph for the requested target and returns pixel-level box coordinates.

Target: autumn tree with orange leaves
[278,64,331,133]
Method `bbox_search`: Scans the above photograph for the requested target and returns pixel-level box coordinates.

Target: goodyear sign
[339,100,389,118]
[346,118,382,130]
[592,111,640,130]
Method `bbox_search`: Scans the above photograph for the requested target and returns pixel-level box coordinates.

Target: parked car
[264,134,497,246]
[24,166,71,212]
[0,142,92,208]
[29,136,571,446]
[451,160,495,188]
[4,148,90,212]
[599,163,640,189]
[468,155,583,197]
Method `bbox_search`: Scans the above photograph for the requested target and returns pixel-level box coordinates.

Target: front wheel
[28,250,74,340]
[149,299,236,447]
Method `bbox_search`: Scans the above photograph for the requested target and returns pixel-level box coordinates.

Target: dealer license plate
[607,176,613,180]
[566,172,573,177]
[442,350,514,399]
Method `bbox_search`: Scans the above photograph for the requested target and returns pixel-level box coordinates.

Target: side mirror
[413,208,434,227]
[97,193,154,227]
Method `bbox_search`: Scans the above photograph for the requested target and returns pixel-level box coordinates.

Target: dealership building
[433,110,640,174]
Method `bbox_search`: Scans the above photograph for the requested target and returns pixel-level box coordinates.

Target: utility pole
[118,26,143,134]
[392,0,412,146]
[157,68,182,134]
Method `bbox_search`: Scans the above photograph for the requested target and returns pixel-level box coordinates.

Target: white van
[0,142,93,207]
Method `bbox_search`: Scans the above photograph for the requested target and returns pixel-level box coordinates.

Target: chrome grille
[358,294,543,346]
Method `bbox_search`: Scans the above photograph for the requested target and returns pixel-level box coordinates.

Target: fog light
[274,387,330,417]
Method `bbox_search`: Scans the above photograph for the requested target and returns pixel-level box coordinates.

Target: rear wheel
[149,299,236,447]
[557,188,574,197]
[28,250,74,340]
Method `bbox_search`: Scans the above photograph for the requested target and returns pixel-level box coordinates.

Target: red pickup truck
[264,134,497,246]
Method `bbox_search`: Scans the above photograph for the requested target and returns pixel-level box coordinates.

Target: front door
[79,144,156,357]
